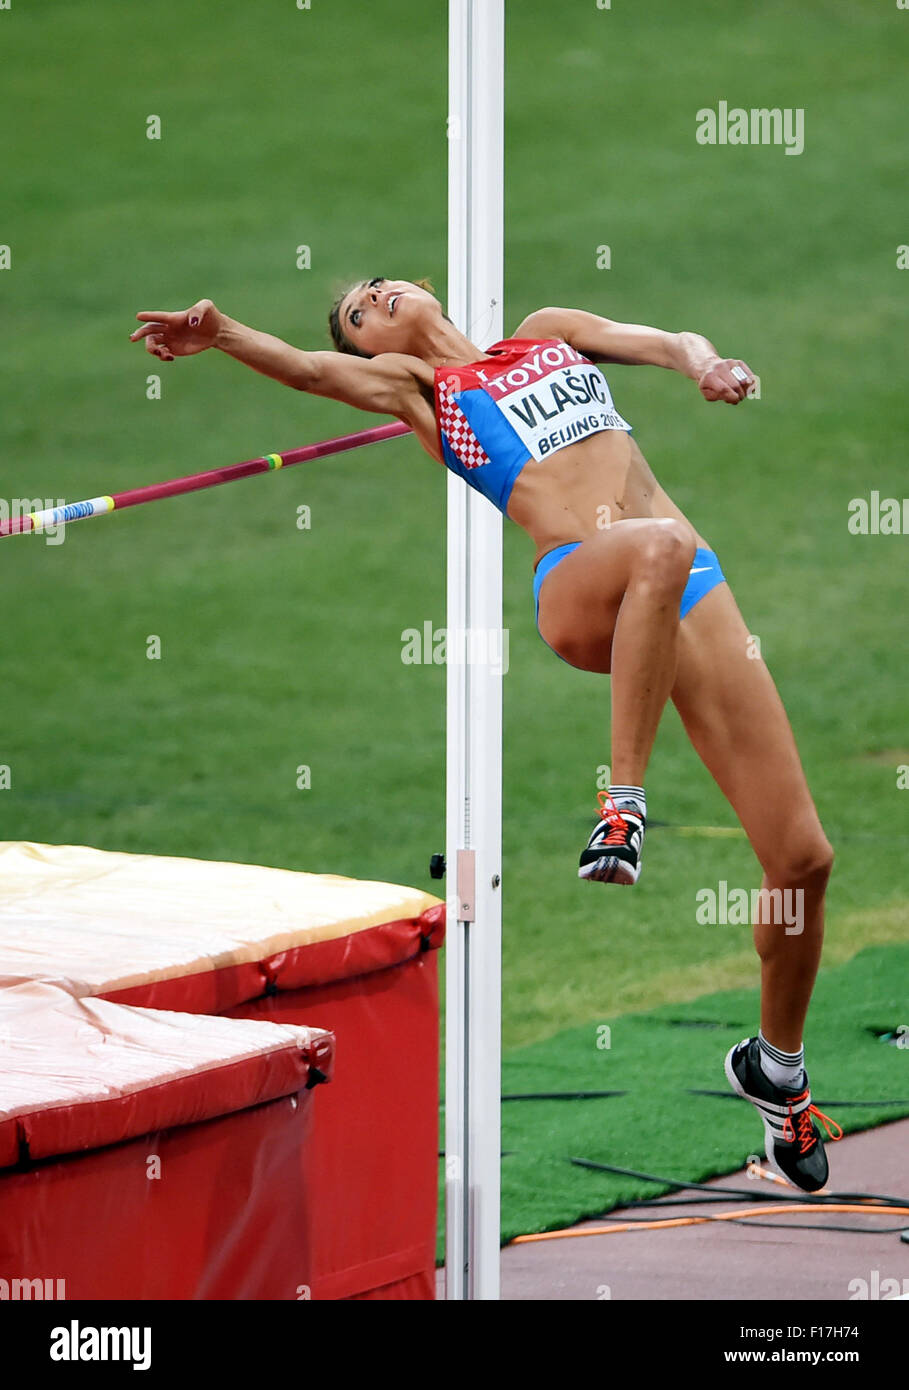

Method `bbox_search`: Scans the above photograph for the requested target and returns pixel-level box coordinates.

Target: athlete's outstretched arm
[130,298,420,417]
[515,306,754,404]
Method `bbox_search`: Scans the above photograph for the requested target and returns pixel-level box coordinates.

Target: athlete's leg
[536,517,697,786]
[670,583,834,1050]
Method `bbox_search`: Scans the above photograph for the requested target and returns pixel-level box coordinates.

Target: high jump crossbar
[0,421,412,537]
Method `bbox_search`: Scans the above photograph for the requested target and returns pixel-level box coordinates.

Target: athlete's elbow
[289,354,321,393]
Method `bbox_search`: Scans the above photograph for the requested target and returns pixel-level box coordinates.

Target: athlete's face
[338,277,442,357]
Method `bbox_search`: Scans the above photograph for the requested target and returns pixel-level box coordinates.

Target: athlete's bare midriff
[404,358,709,568]
[505,431,708,567]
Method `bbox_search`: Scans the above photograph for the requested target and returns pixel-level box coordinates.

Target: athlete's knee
[541,624,610,673]
[630,519,697,590]
[767,830,834,893]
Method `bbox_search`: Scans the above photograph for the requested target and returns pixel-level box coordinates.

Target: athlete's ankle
[758,1030,805,1089]
[607,784,646,820]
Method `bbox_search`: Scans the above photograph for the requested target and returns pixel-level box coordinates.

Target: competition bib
[476,341,631,460]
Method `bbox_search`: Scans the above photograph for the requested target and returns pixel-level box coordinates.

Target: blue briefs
[678,546,727,619]
[533,542,726,651]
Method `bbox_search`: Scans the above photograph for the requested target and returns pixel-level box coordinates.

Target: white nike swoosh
[689,566,711,574]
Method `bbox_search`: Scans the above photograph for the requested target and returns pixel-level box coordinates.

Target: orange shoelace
[782,1089,844,1154]
[596,791,630,847]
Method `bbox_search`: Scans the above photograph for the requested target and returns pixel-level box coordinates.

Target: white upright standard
[444,0,505,1301]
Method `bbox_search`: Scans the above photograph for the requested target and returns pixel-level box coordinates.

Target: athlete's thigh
[536,519,668,673]
[670,582,827,873]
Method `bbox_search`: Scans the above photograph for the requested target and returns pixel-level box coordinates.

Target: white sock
[608,785,646,821]
[758,1031,805,1089]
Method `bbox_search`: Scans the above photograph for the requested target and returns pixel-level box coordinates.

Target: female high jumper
[131,279,840,1190]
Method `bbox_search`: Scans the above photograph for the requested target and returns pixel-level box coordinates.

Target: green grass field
[2,0,907,1089]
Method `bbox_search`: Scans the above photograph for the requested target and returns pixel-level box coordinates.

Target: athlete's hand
[130,299,222,362]
[697,358,755,404]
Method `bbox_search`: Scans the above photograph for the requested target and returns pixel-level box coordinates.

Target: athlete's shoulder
[367,353,438,444]
[511,307,576,341]
[364,351,436,411]
[370,351,434,383]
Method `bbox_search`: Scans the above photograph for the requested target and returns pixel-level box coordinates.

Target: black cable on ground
[715,1219,909,1234]
[502,1090,627,1101]
[544,1209,909,1235]
[569,1155,909,1210]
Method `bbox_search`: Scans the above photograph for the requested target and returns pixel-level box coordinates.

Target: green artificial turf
[439,943,909,1251]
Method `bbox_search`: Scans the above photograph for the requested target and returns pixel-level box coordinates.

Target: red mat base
[224,948,440,1300]
[343,1269,436,1300]
[0,1090,320,1300]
